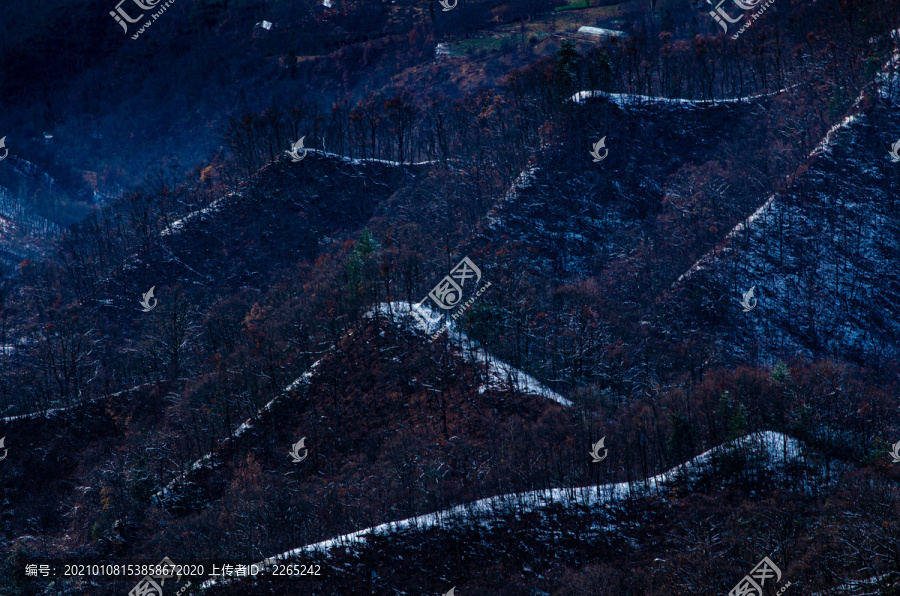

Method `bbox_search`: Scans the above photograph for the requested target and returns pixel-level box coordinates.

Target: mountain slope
[197,431,900,595]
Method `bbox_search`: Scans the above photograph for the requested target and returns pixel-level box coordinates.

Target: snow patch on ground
[576,26,628,39]
[486,166,538,228]
[372,301,573,407]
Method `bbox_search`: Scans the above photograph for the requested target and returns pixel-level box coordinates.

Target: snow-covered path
[160,192,236,236]
[157,146,439,240]
[200,431,801,589]
[671,193,777,287]
[669,27,900,290]
[304,147,440,167]
[486,165,538,228]
[152,355,329,503]
[570,84,801,107]
[0,383,150,423]
[671,90,867,289]
[155,298,571,504]
[372,301,572,407]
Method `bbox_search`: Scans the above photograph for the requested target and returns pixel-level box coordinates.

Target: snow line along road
[371,301,572,407]
[199,431,801,590]
[155,299,568,504]
[569,84,802,107]
[151,356,329,504]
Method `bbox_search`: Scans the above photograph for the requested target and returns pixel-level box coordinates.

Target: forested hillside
[2,0,900,593]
